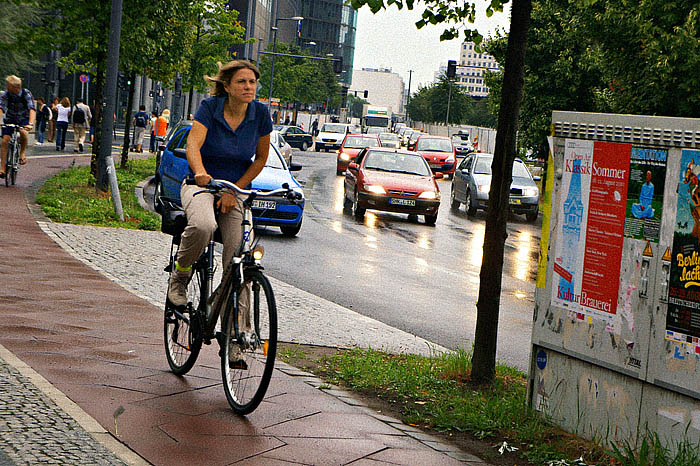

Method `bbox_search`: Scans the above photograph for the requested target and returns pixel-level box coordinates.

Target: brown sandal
[19,157,27,165]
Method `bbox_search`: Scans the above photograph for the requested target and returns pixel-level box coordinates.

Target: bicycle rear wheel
[164,265,204,375]
[221,270,277,414]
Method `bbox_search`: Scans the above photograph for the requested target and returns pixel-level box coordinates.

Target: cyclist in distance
[0,75,35,178]
[167,60,272,367]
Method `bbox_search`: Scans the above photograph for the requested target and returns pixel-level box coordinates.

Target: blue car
[155,120,305,237]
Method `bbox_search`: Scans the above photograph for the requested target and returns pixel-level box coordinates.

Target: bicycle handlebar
[186,177,303,202]
[1,124,26,129]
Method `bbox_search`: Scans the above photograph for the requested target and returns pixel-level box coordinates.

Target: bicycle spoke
[164,263,204,375]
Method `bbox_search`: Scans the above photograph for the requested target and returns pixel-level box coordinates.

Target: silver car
[450,153,540,222]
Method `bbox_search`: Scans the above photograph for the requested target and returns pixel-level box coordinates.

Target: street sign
[271,98,280,103]
[79,74,89,83]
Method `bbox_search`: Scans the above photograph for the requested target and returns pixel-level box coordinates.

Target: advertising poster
[552,140,631,319]
[624,147,667,243]
[666,149,700,352]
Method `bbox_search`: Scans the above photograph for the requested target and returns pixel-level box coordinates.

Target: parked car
[451,133,473,156]
[343,147,441,225]
[378,132,400,149]
[316,123,354,152]
[413,135,456,177]
[336,134,381,175]
[155,120,306,236]
[450,153,540,222]
[273,125,313,151]
[270,130,293,166]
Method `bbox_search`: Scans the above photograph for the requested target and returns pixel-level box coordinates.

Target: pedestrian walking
[34,97,51,145]
[153,111,168,141]
[47,97,58,142]
[71,98,91,152]
[55,97,70,151]
[283,115,290,125]
[149,111,158,153]
[131,105,149,153]
[311,118,318,137]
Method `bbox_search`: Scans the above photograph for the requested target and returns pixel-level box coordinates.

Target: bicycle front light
[253,245,265,262]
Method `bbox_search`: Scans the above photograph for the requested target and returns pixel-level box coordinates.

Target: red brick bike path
[0,150,486,465]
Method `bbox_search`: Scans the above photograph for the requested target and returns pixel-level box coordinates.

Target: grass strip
[36,158,160,230]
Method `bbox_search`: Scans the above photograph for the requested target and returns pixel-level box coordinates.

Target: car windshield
[416,138,452,152]
[344,136,378,148]
[474,156,493,174]
[364,151,431,176]
[379,133,399,142]
[273,125,283,131]
[264,146,285,170]
[513,161,531,178]
[321,124,347,133]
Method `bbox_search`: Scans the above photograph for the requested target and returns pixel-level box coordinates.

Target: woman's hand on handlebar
[194,172,212,187]
[216,192,237,214]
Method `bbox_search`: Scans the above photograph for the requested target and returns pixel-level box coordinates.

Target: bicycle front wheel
[164,267,204,375]
[221,270,277,415]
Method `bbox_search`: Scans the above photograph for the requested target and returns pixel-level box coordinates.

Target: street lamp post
[268,16,303,114]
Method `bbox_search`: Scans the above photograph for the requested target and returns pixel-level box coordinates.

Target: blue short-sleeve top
[193,96,272,183]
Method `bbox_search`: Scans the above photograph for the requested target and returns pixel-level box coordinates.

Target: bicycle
[2,123,23,186]
[160,178,302,414]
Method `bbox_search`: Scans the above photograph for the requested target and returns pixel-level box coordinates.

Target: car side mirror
[159,144,166,151]
[533,175,541,181]
[173,148,187,159]
[348,162,359,170]
[289,162,302,172]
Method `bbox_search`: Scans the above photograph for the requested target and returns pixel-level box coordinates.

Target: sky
[353,2,511,90]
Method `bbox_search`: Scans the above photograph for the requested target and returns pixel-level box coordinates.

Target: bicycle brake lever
[193,189,217,197]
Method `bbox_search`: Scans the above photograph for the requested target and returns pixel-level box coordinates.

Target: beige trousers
[177,182,251,330]
[73,126,87,148]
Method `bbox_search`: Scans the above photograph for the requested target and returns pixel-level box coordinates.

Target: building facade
[350,68,405,116]
[457,41,500,98]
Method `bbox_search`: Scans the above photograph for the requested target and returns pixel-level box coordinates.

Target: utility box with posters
[530,111,700,453]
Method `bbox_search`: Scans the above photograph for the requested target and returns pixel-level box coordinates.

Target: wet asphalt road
[146,149,542,371]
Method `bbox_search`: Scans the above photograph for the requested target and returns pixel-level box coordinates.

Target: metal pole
[97,0,124,221]
[268,25,278,111]
[445,80,453,126]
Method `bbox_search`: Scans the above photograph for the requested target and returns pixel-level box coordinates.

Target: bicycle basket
[160,197,187,238]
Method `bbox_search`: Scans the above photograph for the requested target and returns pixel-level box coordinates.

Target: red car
[413,135,457,177]
[343,147,442,225]
[336,134,380,175]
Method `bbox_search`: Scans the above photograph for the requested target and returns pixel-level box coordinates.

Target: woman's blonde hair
[60,97,70,107]
[204,60,260,97]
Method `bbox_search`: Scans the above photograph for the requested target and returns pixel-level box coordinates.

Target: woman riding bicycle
[0,75,35,178]
[167,60,272,366]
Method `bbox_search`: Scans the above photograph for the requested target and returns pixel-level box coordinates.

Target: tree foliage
[485,0,700,158]
[406,75,496,127]
[0,1,42,77]
[347,94,369,118]
[258,42,340,106]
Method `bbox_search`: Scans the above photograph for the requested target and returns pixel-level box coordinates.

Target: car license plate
[252,200,276,209]
[509,198,521,205]
[390,198,416,206]
[429,163,442,169]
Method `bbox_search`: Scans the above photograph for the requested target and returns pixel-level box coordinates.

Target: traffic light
[447,60,457,78]
[333,56,343,74]
[117,73,125,89]
[363,90,368,99]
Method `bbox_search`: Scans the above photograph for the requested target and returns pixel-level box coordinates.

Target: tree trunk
[90,60,105,182]
[120,72,136,168]
[470,0,532,385]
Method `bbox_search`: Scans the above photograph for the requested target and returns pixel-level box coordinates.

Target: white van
[315,123,355,152]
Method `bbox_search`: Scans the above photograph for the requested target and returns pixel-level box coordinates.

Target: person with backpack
[71,97,91,152]
[0,75,35,177]
[132,105,149,153]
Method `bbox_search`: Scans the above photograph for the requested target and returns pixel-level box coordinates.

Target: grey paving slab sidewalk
[38,221,449,357]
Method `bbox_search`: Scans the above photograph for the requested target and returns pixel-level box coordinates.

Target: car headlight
[523,188,538,197]
[418,191,438,200]
[364,184,386,194]
[477,184,490,193]
[339,152,351,161]
[446,156,455,163]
